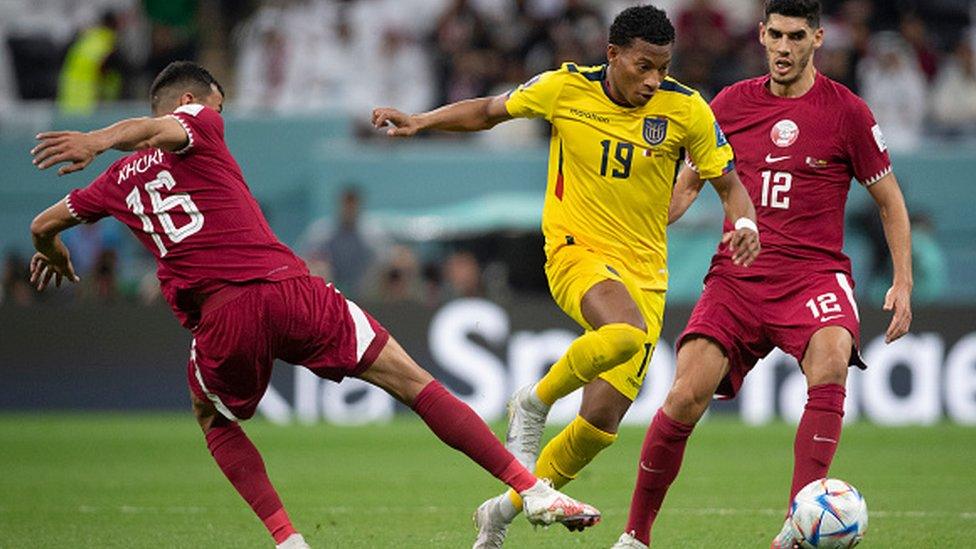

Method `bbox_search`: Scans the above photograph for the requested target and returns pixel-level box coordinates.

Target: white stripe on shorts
[835,273,860,321]
[191,339,239,422]
[345,298,376,362]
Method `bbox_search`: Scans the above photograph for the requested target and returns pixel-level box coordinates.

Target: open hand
[31,131,100,175]
[882,283,912,343]
[722,228,761,267]
[29,251,80,292]
[371,108,420,137]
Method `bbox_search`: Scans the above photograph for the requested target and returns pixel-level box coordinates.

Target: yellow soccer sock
[504,415,618,513]
[535,323,645,406]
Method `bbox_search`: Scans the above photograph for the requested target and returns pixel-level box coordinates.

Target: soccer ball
[789,478,868,548]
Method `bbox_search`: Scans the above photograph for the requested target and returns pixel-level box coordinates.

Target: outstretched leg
[357,336,600,529]
[622,336,729,547]
[192,392,301,546]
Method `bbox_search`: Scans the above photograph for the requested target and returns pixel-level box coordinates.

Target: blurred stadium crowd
[0,0,971,306]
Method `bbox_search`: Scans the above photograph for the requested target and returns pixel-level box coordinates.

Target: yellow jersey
[505,62,734,290]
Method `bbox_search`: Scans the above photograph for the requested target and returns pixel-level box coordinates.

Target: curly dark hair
[609,5,675,48]
[765,0,821,29]
[149,61,224,112]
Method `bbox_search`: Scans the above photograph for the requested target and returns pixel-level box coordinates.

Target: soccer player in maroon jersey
[613,2,913,548]
[27,61,601,549]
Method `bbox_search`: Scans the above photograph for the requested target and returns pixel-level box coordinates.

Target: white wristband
[734,217,758,233]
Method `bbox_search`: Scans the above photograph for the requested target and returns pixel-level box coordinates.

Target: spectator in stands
[443,250,483,299]
[377,245,421,303]
[930,38,976,137]
[899,13,939,82]
[144,0,199,79]
[1,250,33,305]
[858,31,926,151]
[676,0,730,57]
[85,249,120,303]
[56,11,124,114]
[322,186,377,300]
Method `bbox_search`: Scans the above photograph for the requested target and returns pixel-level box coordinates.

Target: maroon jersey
[699,73,892,277]
[66,104,308,327]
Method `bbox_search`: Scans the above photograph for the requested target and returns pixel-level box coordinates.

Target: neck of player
[769,67,818,98]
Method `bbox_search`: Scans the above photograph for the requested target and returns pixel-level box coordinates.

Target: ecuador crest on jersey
[643,117,668,146]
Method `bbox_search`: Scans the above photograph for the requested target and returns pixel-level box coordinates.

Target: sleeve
[683,92,735,180]
[167,104,226,155]
[844,97,892,186]
[66,170,114,223]
[504,68,567,121]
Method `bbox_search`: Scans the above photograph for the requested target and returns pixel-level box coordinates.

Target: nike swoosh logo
[765,154,791,163]
[639,461,665,474]
[813,434,838,444]
[819,314,845,323]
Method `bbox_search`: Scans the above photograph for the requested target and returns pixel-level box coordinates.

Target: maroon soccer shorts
[678,271,863,398]
[187,276,390,420]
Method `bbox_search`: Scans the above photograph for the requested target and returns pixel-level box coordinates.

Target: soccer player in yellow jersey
[372,5,760,547]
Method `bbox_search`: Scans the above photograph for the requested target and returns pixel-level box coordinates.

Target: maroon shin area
[625,408,695,545]
[790,383,846,502]
[205,421,296,543]
[411,381,536,493]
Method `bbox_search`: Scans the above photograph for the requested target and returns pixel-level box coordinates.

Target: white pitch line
[54,505,976,520]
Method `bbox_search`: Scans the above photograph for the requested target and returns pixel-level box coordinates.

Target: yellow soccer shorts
[544,243,666,401]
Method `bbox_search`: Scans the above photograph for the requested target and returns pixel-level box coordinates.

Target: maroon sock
[790,383,846,502]
[205,422,297,543]
[411,381,536,493]
[625,408,695,545]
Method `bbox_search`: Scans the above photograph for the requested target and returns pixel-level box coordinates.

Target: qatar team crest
[643,117,668,146]
[770,119,799,147]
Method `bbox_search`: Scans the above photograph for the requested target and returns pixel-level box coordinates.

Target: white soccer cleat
[520,480,601,530]
[275,533,310,549]
[505,384,550,470]
[611,531,648,548]
[770,518,799,549]
[472,496,511,548]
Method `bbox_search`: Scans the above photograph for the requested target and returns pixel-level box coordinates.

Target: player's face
[760,14,824,86]
[607,39,672,107]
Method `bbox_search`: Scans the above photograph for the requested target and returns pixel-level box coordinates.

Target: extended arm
[31,116,189,175]
[372,94,513,137]
[867,172,913,342]
[29,198,82,290]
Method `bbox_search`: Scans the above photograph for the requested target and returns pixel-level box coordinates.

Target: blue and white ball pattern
[790,478,868,548]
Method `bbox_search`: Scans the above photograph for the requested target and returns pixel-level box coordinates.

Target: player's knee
[805,349,850,386]
[190,393,224,432]
[663,384,710,424]
[599,322,646,365]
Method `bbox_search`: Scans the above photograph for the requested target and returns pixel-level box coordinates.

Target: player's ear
[812,26,825,49]
[607,43,619,64]
[758,22,766,46]
[178,91,195,107]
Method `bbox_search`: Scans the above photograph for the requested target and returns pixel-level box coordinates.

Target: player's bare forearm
[29,199,81,289]
[32,117,188,175]
[669,165,704,224]
[868,172,913,341]
[373,95,512,136]
[870,174,913,287]
[712,170,760,267]
[87,117,188,152]
[710,170,756,226]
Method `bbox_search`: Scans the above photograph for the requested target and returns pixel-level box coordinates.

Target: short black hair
[149,61,224,111]
[609,5,675,48]
[765,0,821,29]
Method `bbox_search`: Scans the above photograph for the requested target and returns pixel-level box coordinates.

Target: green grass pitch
[1,414,973,548]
